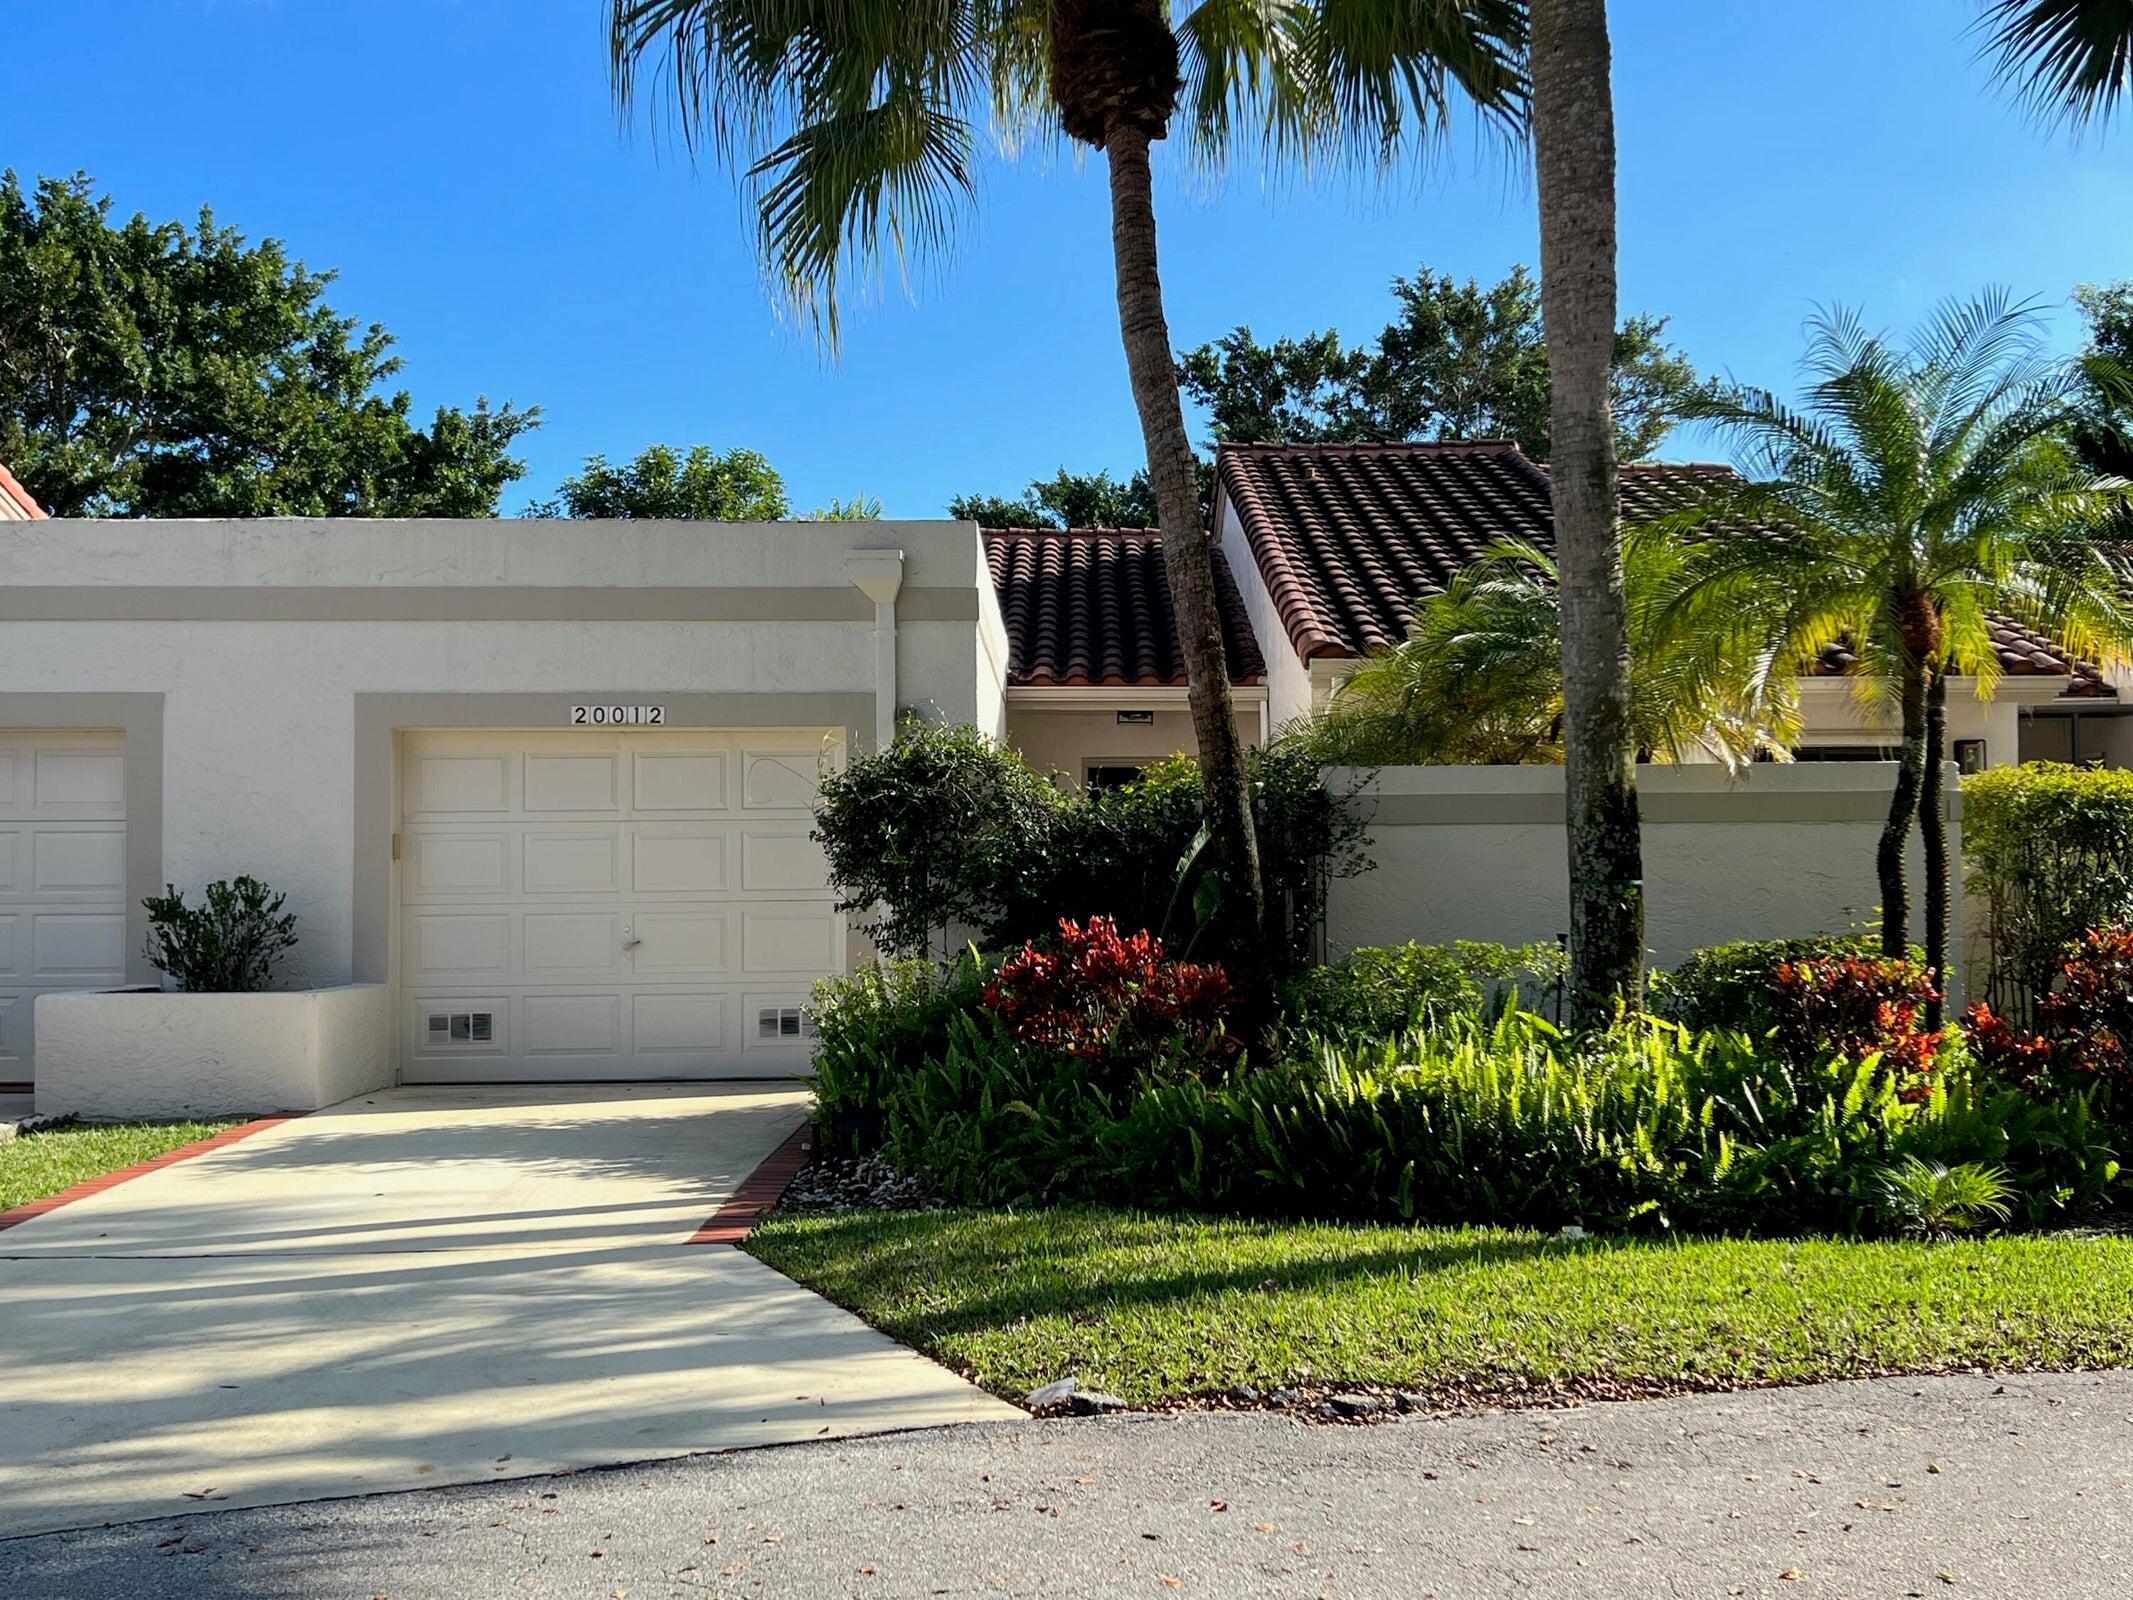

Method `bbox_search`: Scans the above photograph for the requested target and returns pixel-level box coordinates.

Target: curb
[0,1113,303,1235]
[688,1122,816,1245]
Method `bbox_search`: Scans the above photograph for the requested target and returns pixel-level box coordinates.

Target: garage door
[0,732,128,1088]
[398,728,843,1082]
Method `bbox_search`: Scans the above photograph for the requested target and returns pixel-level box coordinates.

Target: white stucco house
[0,438,2116,1102]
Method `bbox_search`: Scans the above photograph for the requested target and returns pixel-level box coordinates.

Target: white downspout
[846,549,905,752]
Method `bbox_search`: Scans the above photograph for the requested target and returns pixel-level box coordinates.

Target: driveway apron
[0,1084,1016,1539]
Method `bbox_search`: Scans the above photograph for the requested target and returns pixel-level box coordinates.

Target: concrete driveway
[0,1084,1015,1539]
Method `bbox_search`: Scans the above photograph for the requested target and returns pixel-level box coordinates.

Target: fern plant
[1872,1157,2015,1239]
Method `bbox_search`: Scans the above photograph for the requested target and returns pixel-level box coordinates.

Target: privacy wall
[1325,765,1959,984]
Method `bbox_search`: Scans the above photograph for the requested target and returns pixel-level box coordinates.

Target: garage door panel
[524,993,624,1056]
[740,828,830,892]
[0,993,26,1071]
[633,992,726,1054]
[407,833,512,897]
[631,827,728,895]
[524,752,621,813]
[523,912,626,977]
[632,750,728,811]
[32,828,125,894]
[399,728,840,1083]
[741,906,838,974]
[32,911,125,981]
[523,831,620,894]
[407,754,510,815]
[35,749,125,811]
[633,910,727,974]
[406,913,512,982]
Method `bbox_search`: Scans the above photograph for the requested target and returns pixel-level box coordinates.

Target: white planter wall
[1325,764,1963,989]
[34,984,391,1119]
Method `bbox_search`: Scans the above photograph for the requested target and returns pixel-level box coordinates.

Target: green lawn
[747,1207,2133,1407]
[0,1119,241,1212]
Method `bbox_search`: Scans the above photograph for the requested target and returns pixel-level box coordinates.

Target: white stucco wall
[35,984,391,1118]
[0,518,998,990]
[1326,764,1963,987]
[1005,699,1265,786]
[1213,497,1316,730]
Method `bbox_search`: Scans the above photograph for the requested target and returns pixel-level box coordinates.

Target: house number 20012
[570,705,666,726]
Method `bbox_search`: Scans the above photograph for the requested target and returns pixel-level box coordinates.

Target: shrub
[1281,940,1566,1041]
[864,1006,2120,1234]
[984,916,1238,1090]
[1653,935,1877,1036]
[809,956,987,1142]
[812,724,1367,981]
[1964,926,2133,1113]
[1872,1157,2014,1239]
[1965,763,2133,1024]
[141,876,297,993]
[1771,955,1943,1093]
[811,722,1060,958]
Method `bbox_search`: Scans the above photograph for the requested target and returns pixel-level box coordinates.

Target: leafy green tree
[0,171,536,518]
[1305,529,1797,768]
[1657,292,2133,1015]
[2071,282,2133,500]
[949,467,1159,528]
[527,443,789,519]
[607,0,1526,1025]
[1176,264,1699,461]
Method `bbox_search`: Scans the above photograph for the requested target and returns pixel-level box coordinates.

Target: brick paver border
[0,1113,302,1235]
[688,1121,815,1245]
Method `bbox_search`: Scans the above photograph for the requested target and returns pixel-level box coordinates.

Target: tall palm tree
[1654,293,2133,1020]
[1529,0,1639,1027]
[1981,0,2133,125]
[1305,530,1800,769]
[606,1,1526,1019]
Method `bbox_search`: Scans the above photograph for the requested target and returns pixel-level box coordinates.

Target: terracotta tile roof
[1216,439,2107,694]
[0,463,44,520]
[983,527,1266,687]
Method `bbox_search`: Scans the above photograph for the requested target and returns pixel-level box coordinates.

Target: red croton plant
[1963,925,2133,1095]
[983,915,1240,1090]
[1771,954,1944,1099]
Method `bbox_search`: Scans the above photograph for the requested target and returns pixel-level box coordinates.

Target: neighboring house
[1210,439,2125,770]
[984,527,1265,788]
[0,464,45,521]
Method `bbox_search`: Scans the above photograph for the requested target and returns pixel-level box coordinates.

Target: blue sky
[9,1,2132,516]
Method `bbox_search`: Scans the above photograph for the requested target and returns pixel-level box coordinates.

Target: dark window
[1790,744,1898,763]
[1086,764,1144,792]
[1953,738,1988,774]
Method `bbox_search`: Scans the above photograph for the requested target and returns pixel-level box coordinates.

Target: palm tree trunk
[1531,0,1644,1026]
[1878,666,1928,958]
[1101,125,1270,1018]
[1918,663,1949,1026]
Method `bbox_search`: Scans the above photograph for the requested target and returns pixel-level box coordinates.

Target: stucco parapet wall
[3,517,990,594]
[1327,763,1963,827]
[34,985,391,1121]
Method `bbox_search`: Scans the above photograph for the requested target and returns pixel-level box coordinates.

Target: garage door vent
[757,1007,816,1041]
[429,1012,494,1044]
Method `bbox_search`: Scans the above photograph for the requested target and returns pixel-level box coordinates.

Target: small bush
[1772,955,1943,1092]
[1963,926,2133,1115]
[1965,763,2133,1024]
[809,956,987,1140]
[1653,935,1877,1036]
[811,723,1367,982]
[141,876,297,993]
[1282,940,1565,1041]
[984,916,1238,1090]
[1872,1157,2014,1239]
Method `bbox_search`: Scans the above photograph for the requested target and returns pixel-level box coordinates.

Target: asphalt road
[7,1371,2131,1599]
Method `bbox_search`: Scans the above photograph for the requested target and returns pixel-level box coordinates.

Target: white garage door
[0,732,128,1087]
[398,728,843,1082]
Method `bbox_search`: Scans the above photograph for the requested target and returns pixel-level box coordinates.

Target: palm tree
[606,2,1526,1020]
[1655,293,2133,1020]
[1529,0,1639,1027]
[1305,530,1800,768]
[1981,0,2133,125]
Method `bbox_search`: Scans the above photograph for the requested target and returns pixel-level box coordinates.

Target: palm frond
[1979,0,2133,128]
